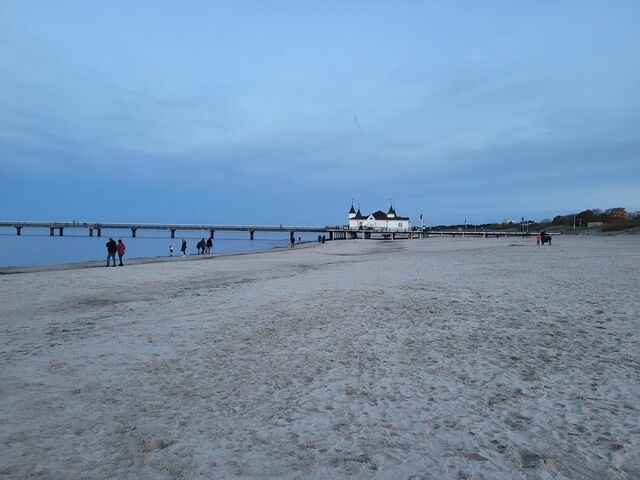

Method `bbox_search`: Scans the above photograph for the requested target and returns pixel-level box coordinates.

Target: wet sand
[1,235,639,479]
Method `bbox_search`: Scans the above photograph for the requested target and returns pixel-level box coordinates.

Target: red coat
[117,242,126,256]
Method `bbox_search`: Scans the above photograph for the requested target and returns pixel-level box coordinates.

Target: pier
[0,221,537,240]
[1,221,421,241]
[426,230,533,238]
[0,221,339,239]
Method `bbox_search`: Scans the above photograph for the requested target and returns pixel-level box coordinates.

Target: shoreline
[2,229,637,274]
[0,241,319,275]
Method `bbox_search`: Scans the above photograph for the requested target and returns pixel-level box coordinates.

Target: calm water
[0,227,321,267]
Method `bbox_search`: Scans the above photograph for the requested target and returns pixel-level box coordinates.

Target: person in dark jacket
[181,239,187,257]
[117,239,126,266]
[106,238,117,267]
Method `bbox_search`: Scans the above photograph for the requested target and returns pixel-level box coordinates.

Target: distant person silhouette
[197,238,206,255]
[117,239,126,266]
[206,237,213,254]
[169,245,174,256]
[105,238,117,267]
[181,239,187,256]
[290,232,295,248]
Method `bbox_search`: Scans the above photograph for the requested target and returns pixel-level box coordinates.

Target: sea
[0,227,322,268]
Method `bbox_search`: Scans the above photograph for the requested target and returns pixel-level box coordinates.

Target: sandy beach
[1,235,639,479]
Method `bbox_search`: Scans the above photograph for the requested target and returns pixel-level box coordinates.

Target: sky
[1,1,639,226]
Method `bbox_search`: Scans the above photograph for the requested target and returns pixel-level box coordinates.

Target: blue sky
[1,1,639,226]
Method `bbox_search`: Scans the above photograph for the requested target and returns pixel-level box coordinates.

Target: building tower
[387,204,396,219]
[348,203,356,220]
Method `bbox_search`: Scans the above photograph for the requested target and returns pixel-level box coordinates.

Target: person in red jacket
[117,239,126,266]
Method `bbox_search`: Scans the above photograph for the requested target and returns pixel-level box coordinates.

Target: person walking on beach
[181,239,187,256]
[290,232,295,249]
[169,245,174,256]
[105,238,117,267]
[116,239,126,266]
[206,237,213,254]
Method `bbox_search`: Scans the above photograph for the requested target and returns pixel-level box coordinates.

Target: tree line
[550,207,640,232]
[431,207,640,232]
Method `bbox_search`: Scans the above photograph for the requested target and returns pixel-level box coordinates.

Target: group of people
[196,238,213,254]
[105,238,126,266]
[105,235,219,266]
[171,238,213,256]
[536,231,552,245]
[109,232,334,266]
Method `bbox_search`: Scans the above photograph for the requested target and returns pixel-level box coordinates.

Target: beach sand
[1,236,639,479]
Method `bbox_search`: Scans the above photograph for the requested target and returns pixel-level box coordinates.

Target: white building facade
[348,204,411,231]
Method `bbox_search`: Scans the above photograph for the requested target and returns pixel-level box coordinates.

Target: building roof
[370,210,389,220]
[356,210,410,221]
[348,204,410,222]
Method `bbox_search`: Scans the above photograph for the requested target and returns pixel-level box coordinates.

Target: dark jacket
[106,239,118,254]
